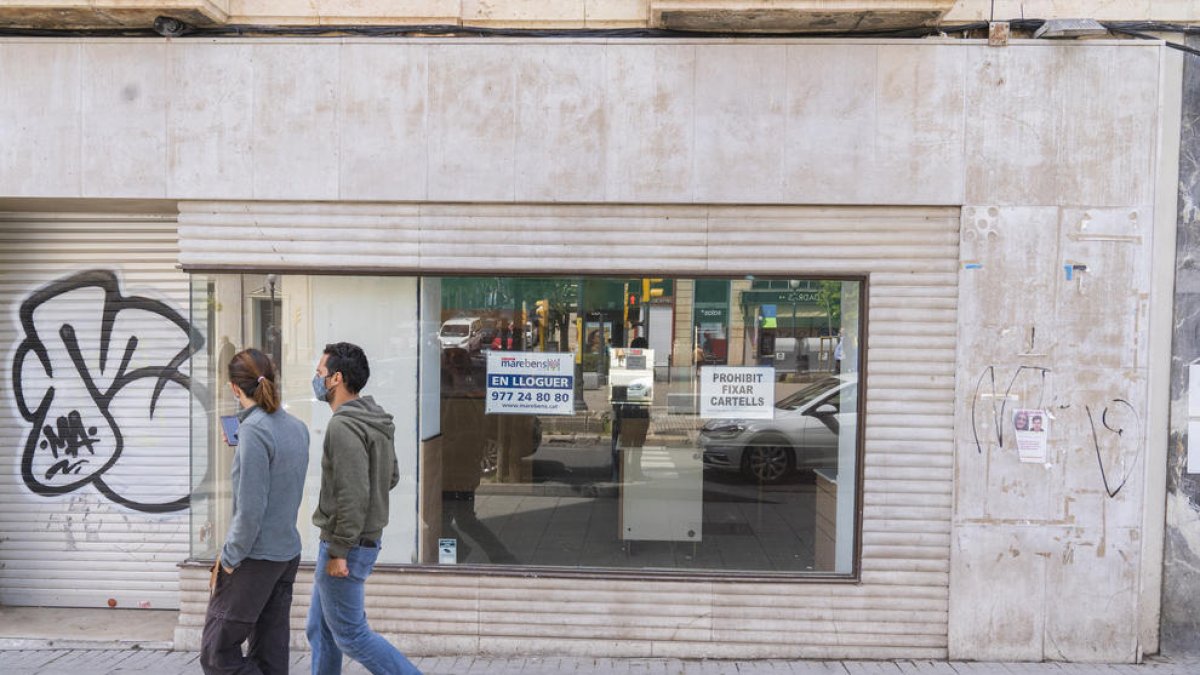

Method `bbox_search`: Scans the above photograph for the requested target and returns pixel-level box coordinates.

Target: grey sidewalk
[2,650,1199,675]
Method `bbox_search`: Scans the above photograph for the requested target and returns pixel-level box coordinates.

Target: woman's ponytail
[252,376,280,414]
[228,348,281,414]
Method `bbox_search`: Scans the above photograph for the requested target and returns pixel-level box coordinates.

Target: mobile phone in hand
[220,415,240,446]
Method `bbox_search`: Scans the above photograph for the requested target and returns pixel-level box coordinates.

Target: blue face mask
[312,373,331,403]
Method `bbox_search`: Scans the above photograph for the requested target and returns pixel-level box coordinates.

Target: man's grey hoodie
[312,395,400,558]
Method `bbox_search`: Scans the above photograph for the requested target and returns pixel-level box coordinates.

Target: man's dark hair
[324,342,370,394]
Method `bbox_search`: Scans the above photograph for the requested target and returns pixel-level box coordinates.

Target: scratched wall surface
[0,212,194,609]
[949,44,1167,662]
[1161,42,1200,657]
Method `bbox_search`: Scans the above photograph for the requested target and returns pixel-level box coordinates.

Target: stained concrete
[0,607,174,649]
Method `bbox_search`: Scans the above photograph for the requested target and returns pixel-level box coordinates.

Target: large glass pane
[189,273,258,560]
[420,276,862,574]
[190,274,421,564]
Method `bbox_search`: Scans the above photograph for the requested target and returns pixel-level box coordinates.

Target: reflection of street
[438,338,836,571]
[441,492,517,564]
[470,438,821,572]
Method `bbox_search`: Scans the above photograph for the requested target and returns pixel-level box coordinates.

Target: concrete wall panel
[873,45,965,205]
[0,43,81,196]
[964,46,1064,205]
[167,42,254,199]
[693,45,787,203]
[250,43,340,200]
[338,44,428,201]
[602,44,695,202]
[426,43,517,202]
[1043,525,1141,662]
[782,45,878,203]
[81,43,168,198]
[949,526,1047,661]
[514,45,607,202]
[1057,46,1159,208]
[957,206,1061,364]
[952,196,1161,661]
[1,38,1146,208]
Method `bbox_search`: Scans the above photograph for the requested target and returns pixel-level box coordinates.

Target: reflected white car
[439,317,482,352]
[700,375,857,484]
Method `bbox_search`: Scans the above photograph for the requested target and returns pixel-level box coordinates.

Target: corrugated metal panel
[174,201,958,659]
[0,212,190,610]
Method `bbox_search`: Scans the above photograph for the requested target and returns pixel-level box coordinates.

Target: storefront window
[189,273,862,575]
[189,274,420,564]
[420,276,862,575]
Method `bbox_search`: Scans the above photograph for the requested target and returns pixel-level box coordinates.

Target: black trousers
[200,555,300,675]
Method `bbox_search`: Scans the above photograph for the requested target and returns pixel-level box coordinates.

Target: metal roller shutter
[0,208,191,610]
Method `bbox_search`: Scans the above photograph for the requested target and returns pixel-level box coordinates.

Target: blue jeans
[306,541,421,675]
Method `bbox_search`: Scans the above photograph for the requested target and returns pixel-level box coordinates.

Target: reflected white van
[439,317,483,352]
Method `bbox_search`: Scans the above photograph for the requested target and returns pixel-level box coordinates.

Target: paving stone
[845,663,904,674]
[897,661,958,674]
[3,650,1200,675]
[0,651,69,669]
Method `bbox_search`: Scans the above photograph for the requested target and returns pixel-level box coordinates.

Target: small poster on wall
[1013,408,1049,463]
[485,351,575,416]
[700,366,775,419]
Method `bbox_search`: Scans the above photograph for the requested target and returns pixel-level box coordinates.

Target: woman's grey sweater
[220,405,310,568]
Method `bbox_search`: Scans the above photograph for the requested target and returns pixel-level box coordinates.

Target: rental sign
[486,351,575,415]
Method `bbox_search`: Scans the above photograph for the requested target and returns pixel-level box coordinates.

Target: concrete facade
[0,37,1184,661]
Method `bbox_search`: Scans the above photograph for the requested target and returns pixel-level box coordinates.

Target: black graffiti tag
[971,365,1052,453]
[1086,399,1143,499]
[41,409,101,478]
[972,365,1142,499]
[11,270,206,514]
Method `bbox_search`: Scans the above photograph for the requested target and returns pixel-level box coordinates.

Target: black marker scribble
[971,365,1052,453]
[11,270,206,513]
[1086,399,1142,499]
[40,409,100,479]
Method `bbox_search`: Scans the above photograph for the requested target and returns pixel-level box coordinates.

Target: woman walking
[201,348,310,675]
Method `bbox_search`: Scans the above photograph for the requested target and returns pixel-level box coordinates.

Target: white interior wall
[298,277,420,565]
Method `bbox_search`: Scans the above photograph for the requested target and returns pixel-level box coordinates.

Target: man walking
[306,342,421,675]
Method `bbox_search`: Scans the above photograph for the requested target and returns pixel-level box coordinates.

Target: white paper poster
[1189,365,1200,474]
[485,351,575,416]
[1013,408,1049,463]
[1190,365,1200,418]
[700,366,775,419]
[1189,420,1200,475]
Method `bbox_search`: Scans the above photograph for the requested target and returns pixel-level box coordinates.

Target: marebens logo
[499,356,562,370]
